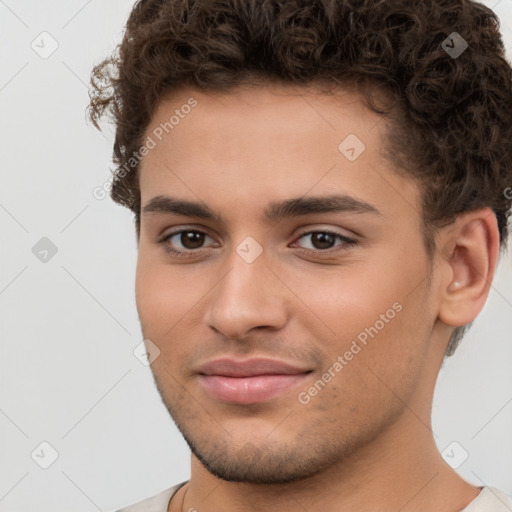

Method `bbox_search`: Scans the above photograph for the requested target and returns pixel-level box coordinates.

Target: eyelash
[159,228,357,259]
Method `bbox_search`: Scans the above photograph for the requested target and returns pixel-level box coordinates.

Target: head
[89,0,512,484]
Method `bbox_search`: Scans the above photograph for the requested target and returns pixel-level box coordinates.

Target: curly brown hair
[88,0,512,356]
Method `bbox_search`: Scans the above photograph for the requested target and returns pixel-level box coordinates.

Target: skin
[134,83,499,512]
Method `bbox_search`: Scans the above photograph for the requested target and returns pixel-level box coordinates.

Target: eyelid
[159,222,357,239]
[160,227,217,250]
[290,228,357,252]
[294,226,356,240]
[159,225,358,260]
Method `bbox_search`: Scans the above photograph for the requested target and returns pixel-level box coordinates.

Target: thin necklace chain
[180,483,189,512]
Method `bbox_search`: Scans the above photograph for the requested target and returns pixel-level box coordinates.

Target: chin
[186,435,333,484]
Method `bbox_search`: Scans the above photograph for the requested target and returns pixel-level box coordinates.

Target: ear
[436,208,500,328]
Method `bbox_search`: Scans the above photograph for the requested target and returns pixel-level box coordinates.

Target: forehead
[138,84,419,222]
[143,83,381,160]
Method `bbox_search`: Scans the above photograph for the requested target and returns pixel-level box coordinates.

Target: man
[89,0,512,510]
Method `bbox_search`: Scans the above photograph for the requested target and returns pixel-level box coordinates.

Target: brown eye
[162,230,216,255]
[179,231,206,249]
[294,230,356,252]
[310,232,336,249]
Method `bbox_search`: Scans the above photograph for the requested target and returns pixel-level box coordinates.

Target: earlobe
[437,208,500,328]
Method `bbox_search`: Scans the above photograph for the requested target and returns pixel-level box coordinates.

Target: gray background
[0,1,511,511]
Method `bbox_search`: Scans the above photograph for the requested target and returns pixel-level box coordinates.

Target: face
[135,83,437,483]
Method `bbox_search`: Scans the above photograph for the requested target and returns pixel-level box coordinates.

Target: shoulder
[462,486,512,512]
[114,481,188,512]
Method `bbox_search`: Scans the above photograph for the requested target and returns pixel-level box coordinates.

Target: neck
[171,333,480,512]
[177,412,479,512]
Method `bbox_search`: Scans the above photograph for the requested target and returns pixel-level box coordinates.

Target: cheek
[135,253,180,335]
[295,290,429,429]
[283,245,430,366]
[290,264,413,336]
[135,251,212,342]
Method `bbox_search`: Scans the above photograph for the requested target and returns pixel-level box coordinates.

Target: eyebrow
[142,194,381,222]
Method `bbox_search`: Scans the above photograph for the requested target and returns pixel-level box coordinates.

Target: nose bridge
[205,240,286,339]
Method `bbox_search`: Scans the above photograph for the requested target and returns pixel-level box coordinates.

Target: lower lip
[198,374,309,404]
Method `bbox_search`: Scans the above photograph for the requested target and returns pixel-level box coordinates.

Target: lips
[196,358,312,405]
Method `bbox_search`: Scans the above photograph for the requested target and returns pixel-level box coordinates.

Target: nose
[204,245,288,340]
